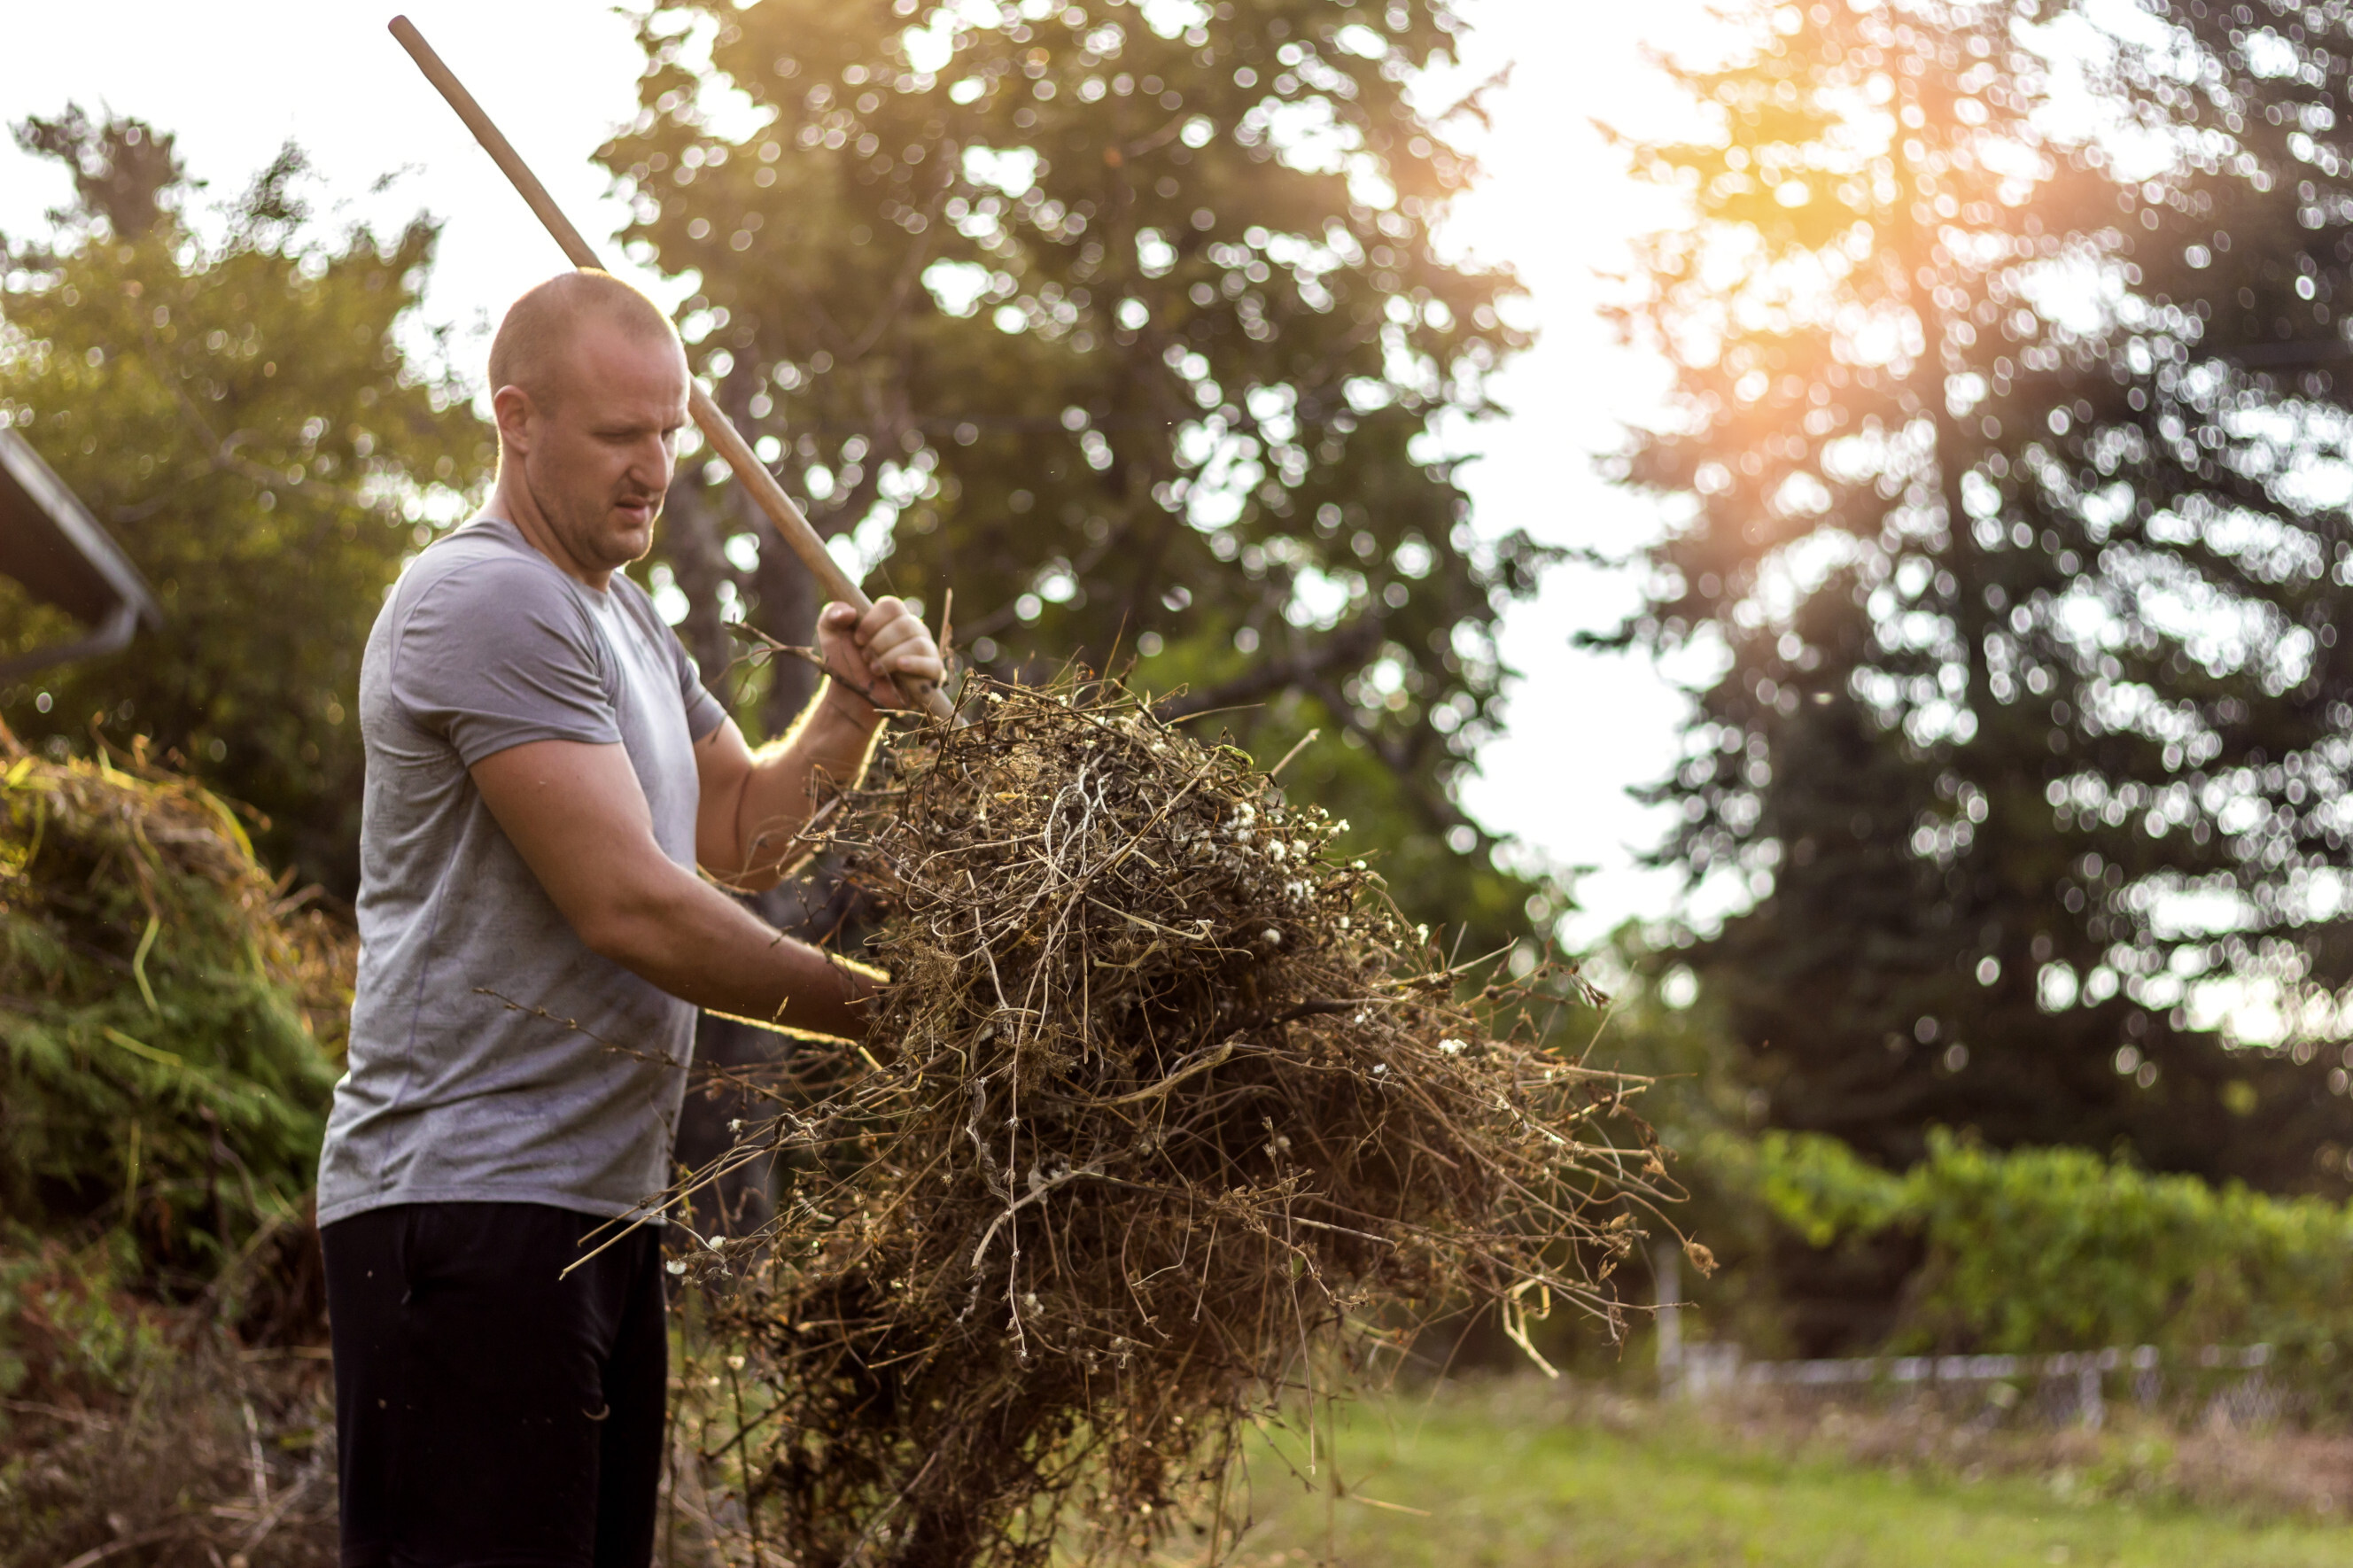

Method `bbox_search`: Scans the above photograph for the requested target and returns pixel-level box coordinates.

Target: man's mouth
[614,499,656,526]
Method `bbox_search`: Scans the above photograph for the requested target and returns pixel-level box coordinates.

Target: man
[315,269,941,1567]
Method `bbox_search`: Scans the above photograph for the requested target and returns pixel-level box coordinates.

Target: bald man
[315,271,941,1566]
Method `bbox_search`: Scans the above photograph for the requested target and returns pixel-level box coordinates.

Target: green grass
[1204,1389,2353,1568]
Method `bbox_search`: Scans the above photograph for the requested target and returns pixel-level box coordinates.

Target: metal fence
[1648,1245,2285,1431]
[1665,1339,2281,1430]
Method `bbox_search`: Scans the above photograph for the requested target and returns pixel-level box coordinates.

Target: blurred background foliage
[1603,0,2353,1207]
[0,108,486,897]
[1744,1125,2353,1369]
[1569,940,2353,1380]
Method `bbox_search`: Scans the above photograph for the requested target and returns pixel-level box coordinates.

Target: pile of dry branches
[674,676,1672,1566]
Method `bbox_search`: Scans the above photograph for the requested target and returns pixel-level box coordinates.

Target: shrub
[0,728,350,1279]
[1744,1128,2353,1370]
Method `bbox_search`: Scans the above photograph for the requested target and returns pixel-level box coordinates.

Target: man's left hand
[817,596,944,716]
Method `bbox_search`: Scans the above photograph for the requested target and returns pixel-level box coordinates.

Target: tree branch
[1152,619,1382,722]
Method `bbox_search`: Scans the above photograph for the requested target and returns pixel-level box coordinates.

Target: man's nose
[633,434,674,489]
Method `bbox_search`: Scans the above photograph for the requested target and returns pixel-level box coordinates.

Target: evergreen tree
[1609,0,2353,1191]
[0,108,486,894]
[600,0,1552,947]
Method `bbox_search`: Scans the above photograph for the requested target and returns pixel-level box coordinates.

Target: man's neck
[488,470,611,592]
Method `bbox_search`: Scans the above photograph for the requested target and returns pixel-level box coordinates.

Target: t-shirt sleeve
[390,556,622,766]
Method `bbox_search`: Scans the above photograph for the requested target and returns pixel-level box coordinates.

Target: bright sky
[0,0,1721,950]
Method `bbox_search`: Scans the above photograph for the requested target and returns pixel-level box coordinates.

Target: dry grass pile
[0,719,353,1274]
[671,675,1676,1567]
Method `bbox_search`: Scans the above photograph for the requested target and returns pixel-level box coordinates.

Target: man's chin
[599,515,656,567]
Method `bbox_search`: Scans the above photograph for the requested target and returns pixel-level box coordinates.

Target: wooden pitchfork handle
[387,15,954,723]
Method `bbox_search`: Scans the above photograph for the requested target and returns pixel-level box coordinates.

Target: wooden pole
[387,14,952,721]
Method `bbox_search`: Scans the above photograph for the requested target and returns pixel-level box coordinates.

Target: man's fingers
[878,650,945,686]
[815,602,861,660]
[856,596,908,644]
[863,613,933,660]
[812,597,943,708]
[872,645,944,688]
[860,602,942,666]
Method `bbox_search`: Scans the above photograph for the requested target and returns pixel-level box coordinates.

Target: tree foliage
[0,108,486,892]
[1609,0,2353,1189]
[602,0,1552,948]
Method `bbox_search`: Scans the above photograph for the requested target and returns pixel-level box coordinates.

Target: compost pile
[685,676,1670,1567]
[0,723,351,1261]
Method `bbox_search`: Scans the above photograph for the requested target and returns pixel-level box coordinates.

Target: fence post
[1653,1240,1682,1398]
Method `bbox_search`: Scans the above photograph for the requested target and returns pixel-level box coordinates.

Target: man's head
[488,270,688,581]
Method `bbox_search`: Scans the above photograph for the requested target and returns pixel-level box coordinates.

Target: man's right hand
[816,595,944,715]
[470,737,879,1037]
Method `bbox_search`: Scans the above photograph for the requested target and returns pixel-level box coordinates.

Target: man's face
[501,317,689,576]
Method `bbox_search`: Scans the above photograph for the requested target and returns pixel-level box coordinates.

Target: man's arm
[694,596,944,890]
[472,737,876,1036]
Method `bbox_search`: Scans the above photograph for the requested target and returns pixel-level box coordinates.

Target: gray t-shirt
[316,517,726,1227]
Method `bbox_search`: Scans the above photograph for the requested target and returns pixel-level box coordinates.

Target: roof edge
[0,426,163,632]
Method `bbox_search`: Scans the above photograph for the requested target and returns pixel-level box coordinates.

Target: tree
[0,108,487,894]
[599,0,1554,950]
[1608,0,2353,1192]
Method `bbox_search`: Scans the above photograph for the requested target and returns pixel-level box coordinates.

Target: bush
[0,727,351,1280]
[1740,1128,2353,1370]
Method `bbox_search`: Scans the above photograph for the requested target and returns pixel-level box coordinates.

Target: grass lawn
[1200,1386,2353,1568]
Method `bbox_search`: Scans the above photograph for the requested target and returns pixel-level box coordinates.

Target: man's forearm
[726,678,886,884]
[586,859,877,1038]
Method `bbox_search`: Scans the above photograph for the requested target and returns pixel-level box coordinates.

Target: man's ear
[492,384,538,454]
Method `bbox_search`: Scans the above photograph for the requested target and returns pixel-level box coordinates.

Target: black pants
[322,1202,668,1568]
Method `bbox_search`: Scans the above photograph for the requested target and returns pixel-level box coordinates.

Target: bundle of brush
[679,673,1672,1567]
